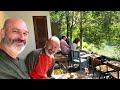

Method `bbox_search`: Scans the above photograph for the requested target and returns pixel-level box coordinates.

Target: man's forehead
[49,39,60,46]
[50,39,59,43]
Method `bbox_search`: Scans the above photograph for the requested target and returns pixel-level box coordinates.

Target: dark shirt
[25,48,55,79]
[0,49,30,79]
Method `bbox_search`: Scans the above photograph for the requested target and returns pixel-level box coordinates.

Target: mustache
[48,49,57,54]
[13,39,26,45]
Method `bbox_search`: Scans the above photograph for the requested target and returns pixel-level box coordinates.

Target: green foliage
[112,46,120,60]
[80,41,97,52]
[82,42,88,49]
[50,11,120,57]
[83,11,118,47]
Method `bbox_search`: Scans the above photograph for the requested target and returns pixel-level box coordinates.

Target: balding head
[0,18,29,58]
[45,36,60,57]
[3,18,27,30]
[48,36,60,45]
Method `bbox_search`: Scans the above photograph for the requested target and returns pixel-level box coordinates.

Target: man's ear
[45,40,48,46]
[1,29,5,38]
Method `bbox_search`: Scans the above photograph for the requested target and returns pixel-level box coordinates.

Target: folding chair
[68,50,82,72]
[106,61,120,79]
[92,58,113,79]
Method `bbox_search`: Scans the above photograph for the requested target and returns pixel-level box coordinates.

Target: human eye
[53,46,57,49]
[23,31,29,36]
[12,29,19,33]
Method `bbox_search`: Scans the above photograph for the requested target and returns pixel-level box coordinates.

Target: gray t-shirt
[0,49,30,79]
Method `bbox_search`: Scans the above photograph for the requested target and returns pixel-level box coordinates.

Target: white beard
[45,48,54,58]
[5,43,26,54]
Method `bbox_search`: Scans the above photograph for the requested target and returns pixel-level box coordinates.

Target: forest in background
[50,11,120,60]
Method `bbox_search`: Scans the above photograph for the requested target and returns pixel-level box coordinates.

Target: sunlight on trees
[50,11,120,60]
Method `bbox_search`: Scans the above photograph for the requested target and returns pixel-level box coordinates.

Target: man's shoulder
[35,48,43,53]
[30,48,43,54]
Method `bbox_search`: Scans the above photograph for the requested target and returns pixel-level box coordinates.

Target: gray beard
[3,36,26,54]
[45,48,54,57]
[4,42,26,54]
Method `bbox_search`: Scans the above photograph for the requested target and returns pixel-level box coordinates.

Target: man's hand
[49,77,55,79]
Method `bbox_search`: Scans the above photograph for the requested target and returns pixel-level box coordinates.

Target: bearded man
[0,18,29,79]
[25,36,60,79]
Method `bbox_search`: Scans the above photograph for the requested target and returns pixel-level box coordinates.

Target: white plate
[52,75,62,79]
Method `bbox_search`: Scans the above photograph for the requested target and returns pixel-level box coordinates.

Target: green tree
[50,11,120,50]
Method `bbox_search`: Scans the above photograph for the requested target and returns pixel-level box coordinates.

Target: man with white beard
[0,18,30,79]
[25,36,60,79]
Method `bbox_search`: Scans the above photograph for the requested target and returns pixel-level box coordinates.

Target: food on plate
[70,73,75,78]
[61,73,70,79]
[53,69,64,74]
[69,73,78,79]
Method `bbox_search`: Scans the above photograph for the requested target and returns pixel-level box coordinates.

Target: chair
[68,50,82,72]
[106,61,120,79]
[110,71,120,79]
[92,58,114,79]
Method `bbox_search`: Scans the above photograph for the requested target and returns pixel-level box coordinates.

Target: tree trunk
[79,11,83,49]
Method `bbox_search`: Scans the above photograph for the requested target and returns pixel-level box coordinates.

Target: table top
[107,60,120,67]
[103,60,120,71]
[52,71,90,79]
[81,54,92,58]
[90,54,101,58]
[54,54,68,61]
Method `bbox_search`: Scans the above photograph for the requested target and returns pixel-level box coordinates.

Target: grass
[95,46,115,58]
[82,42,120,60]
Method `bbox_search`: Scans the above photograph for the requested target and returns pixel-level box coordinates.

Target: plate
[52,75,62,79]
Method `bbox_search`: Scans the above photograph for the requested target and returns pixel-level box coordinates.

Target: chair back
[92,58,114,79]
[68,50,82,71]
[70,50,80,61]
[106,61,120,79]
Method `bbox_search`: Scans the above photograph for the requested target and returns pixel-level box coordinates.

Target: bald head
[0,18,29,57]
[45,36,60,57]
[49,36,60,45]
[2,18,28,32]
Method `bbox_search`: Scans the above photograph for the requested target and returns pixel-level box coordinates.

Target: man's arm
[47,60,55,78]
[24,50,41,75]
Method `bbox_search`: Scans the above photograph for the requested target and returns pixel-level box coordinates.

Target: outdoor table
[80,54,92,58]
[52,71,90,79]
[89,54,101,69]
[54,54,69,72]
[104,60,120,79]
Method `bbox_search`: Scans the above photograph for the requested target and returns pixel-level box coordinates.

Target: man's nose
[18,33,25,40]
[50,46,56,51]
